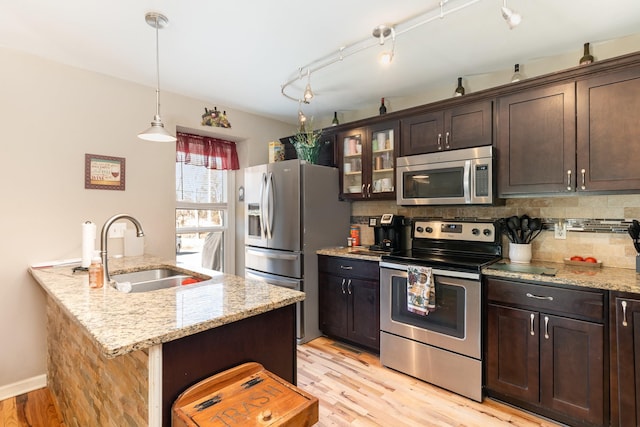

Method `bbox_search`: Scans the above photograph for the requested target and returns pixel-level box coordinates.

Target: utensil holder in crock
[509,243,532,264]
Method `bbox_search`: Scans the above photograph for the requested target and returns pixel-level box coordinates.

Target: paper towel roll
[82,221,96,268]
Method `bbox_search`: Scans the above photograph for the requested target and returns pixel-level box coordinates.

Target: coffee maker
[369,214,410,252]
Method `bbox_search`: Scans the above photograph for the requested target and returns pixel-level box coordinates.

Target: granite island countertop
[29,254,305,359]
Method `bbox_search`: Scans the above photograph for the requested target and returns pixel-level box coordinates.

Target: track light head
[501,1,522,29]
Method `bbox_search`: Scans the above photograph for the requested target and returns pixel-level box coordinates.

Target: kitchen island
[29,255,305,427]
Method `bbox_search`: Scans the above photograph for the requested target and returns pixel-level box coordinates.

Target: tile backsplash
[351,194,640,270]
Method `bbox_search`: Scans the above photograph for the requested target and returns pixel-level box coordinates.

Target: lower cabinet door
[348,278,380,350]
[486,304,539,402]
[318,273,349,339]
[540,314,604,426]
[611,295,640,426]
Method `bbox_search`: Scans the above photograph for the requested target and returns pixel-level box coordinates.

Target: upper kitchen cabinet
[496,82,576,196]
[577,65,640,192]
[338,120,399,200]
[400,100,493,156]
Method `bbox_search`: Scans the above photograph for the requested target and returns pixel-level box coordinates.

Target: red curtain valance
[176,132,239,170]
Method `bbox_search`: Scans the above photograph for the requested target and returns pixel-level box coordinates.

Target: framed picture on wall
[85,153,126,191]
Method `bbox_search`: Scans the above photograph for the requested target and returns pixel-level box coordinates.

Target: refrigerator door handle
[246,249,299,261]
[259,172,267,239]
[265,171,275,239]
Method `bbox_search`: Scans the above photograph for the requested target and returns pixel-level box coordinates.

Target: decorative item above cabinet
[400,100,493,156]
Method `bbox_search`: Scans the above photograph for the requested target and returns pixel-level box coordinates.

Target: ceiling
[1,0,639,126]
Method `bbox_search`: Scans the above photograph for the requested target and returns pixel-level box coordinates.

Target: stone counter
[29,254,305,358]
[483,259,640,293]
[318,247,640,294]
[317,246,385,262]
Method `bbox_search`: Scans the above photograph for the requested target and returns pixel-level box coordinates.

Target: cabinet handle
[581,168,586,190]
[622,300,628,327]
[544,316,550,339]
[566,170,572,191]
[437,133,442,150]
[530,313,535,336]
[347,279,352,295]
[445,131,450,149]
[361,184,365,198]
[341,278,346,294]
[340,265,353,270]
[526,292,553,301]
[367,183,371,198]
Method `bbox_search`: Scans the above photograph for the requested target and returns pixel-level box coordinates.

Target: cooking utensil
[527,218,543,243]
[629,220,640,253]
[507,216,521,243]
[520,215,530,243]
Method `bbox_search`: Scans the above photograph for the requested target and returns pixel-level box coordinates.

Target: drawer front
[486,278,604,322]
[318,255,379,281]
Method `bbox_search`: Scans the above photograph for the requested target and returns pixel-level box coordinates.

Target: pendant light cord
[155,15,161,117]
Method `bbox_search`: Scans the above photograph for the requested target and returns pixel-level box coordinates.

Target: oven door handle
[379,261,480,280]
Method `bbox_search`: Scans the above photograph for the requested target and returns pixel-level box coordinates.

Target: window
[176,162,230,272]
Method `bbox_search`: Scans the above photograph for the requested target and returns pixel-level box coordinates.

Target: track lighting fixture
[375,25,396,65]
[501,0,522,29]
[303,69,314,102]
[138,12,176,142]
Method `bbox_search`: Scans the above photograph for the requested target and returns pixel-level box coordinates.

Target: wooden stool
[172,362,318,426]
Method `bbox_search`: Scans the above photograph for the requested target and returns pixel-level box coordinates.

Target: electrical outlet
[108,222,127,238]
[554,221,567,240]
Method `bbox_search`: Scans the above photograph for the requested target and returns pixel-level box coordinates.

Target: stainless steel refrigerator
[244,159,350,344]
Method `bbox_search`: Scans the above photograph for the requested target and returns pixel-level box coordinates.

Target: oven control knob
[416,226,424,233]
[472,228,480,235]
[425,226,433,233]
[483,228,492,236]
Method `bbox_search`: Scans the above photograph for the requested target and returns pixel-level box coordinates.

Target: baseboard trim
[0,374,47,401]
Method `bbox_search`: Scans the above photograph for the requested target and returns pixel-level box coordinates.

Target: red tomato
[584,257,598,263]
[570,256,584,261]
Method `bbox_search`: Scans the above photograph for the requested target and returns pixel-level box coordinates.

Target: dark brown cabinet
[577,66,640,192]
[318,255,380,351]
[485,277,606,427]
[400,100,492,156]
[498,62,640,196]
[496,82,576,196]
[610,292,640,426]
[338,121,399,200]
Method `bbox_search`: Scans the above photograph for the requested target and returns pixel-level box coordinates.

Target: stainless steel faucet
[100,214,145,284]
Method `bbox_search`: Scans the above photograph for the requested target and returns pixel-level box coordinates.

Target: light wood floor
[1,337,561,426]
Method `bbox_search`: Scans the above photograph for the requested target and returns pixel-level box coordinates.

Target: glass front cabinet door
[338,121,399,200]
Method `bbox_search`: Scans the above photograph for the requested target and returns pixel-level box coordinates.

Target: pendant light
[138,12,176,142]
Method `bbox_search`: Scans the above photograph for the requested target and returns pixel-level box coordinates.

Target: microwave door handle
[463,160,472,203]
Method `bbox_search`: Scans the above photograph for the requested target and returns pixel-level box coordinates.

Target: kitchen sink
[110,267,210,293]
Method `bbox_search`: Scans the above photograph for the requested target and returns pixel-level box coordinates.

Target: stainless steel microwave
[396,146,494,205]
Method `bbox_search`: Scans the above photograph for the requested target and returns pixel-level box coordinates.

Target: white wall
[0,47,292,395]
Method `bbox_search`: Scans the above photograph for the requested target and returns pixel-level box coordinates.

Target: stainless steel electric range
[379,218,502,402]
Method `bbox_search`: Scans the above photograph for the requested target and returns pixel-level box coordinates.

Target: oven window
[390,275,465,338]
[403,167,464,199]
